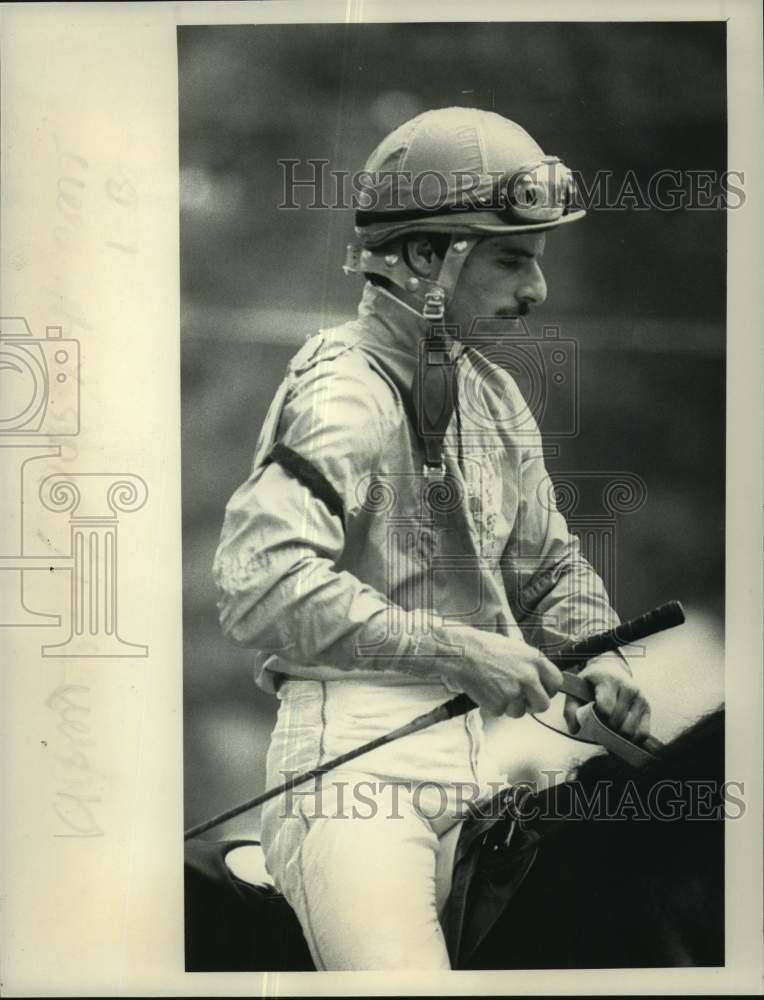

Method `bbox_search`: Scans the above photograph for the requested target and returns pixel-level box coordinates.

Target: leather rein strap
[557,671,660,768]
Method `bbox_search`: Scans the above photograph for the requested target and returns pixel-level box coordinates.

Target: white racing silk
[213,282,619,694]
[211,282,622,970]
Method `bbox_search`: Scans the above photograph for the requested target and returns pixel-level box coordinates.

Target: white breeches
[259,678,509,970]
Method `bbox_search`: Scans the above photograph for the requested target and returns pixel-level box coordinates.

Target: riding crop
[184,600,684,840]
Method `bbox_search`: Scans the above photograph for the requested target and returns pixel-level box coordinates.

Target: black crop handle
[444,601,686,718]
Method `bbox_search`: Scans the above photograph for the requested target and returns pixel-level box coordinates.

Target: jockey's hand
[563,651,651,742]
[440,627,563,717]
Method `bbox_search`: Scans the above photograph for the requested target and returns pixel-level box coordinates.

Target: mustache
[495,303,530,318]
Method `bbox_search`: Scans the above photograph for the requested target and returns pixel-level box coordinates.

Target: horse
[184,706,725,971]
[455,706,725,968]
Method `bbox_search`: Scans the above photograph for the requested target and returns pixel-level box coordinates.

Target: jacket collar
[355,281,460,469]
[355,281,430,389]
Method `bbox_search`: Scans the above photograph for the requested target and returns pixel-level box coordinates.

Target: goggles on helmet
[497,157,577,223]
[354,156,579,231]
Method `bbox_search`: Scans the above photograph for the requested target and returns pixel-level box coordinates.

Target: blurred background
[180,22,726,835]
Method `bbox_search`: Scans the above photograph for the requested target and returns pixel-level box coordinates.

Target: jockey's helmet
[343,107,585,321]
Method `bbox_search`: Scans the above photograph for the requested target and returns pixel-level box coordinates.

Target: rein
[549,670,662,767]
[185,603,684,840]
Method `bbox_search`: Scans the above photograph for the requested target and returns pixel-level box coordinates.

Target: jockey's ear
[403,234,449,276]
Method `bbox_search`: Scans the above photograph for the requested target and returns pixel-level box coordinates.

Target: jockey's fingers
[503,695,527,719]
[478,674,525,717]
[635,706,652,744]
[535,655,564,697]
[475,687,512,717]
[621,691,650,729]
[607,684,637,731]
[518,665,552,714]
[593,677,618,720]
[563,694,583,734]
[619,697,646,739]
[524,684,551,715]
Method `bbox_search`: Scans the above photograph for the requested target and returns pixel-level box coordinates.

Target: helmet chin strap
[343,234,480,323]
[408,233,480,324]
[410,235,481,476]
[343,233,481,476]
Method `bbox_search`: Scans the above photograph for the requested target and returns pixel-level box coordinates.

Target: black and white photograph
[0,3,761,996]
[181,20,731,973]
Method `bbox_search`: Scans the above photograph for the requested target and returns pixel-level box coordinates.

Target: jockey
[212,106,651,970]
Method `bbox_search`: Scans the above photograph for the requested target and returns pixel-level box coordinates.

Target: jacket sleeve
[499,416,621,657]
[212,356,446,675]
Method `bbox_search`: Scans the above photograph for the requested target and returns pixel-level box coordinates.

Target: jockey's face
[444,233,548,336]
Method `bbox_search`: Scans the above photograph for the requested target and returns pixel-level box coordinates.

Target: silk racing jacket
[213,282,620,694]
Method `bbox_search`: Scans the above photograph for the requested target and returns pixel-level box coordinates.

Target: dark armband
[265,442,346,531]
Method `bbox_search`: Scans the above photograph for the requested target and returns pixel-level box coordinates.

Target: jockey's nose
[517,261,547,308]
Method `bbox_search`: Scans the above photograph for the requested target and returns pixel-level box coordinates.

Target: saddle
[184,837,313,971]
[442,785,560,967]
